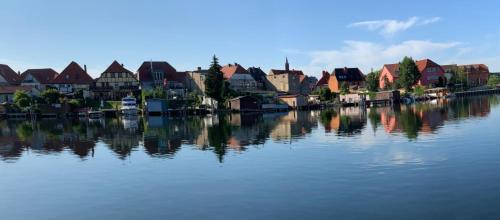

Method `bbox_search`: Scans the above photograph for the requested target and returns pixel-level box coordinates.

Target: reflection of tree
[397,107,422,139]
[368,108,381,133]
[207,115,231,162]
[16,123,34,141]
[320,110,337,133]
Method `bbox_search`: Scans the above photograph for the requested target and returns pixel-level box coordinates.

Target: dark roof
[52,61,94,84]
[0,85,32,94]
[102,60,133,74]
[269,69,304,76]
[137,61,177,82]
[316,71,330,86]
[221,63,249,79]
[0,64,21,85]
[333,67,364,82]
[247,67,267,82]
[21,68,59,84]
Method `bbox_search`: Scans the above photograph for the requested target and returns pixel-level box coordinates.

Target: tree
[340,82,349,95]
[204,55,224,104]
[487,75,500,86]
[366,70,380,92]
[40,89,60,104]
[321,87,332,101]
[13,90,31,109]
[397,56,421,91]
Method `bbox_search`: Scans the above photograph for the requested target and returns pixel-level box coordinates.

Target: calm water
[1,95,500,220]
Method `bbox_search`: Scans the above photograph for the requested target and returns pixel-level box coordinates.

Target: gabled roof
[0,64,21,85]
[102,60,133,74]
[416,59,443,73]
[247,67,267,82]
[383,64,400,78]
[269,69,304,76]
[137,61,177,82]
[21,68,59,84]
[52,61,94,84]
[220,63,249,79]
[333,67,364,82]
[316,71,330,86]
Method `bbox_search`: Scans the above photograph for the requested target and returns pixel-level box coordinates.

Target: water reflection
[1,95,498,162]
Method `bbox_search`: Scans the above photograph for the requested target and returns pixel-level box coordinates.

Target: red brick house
[0,64,21,86]
[315,71,330,89]
[459,64,489,87]
[328,67,365,92]
[51,61,94,95]
[379,59,445,89]
[137,61,185,91]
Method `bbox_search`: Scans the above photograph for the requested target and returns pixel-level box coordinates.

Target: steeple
[285,57,290,71]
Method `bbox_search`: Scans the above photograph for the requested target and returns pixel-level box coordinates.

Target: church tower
[285,57,290,72]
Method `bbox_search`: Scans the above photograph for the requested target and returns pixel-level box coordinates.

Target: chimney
[197,67,201,71]
[121,63,124,67]
[84,65,87,73]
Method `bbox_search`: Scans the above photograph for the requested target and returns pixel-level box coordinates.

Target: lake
[1,95,500,220]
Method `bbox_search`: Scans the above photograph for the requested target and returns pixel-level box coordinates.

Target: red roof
[383,64,400,77]
[316,71,330,86]
[0,64,21,85]
[102,60,132,74]
[137,61,177,82]
[21,68,59,84]
[52,61,94,84]
[416,59,443,73]
[0,85,32,94]
[220,63,249,79]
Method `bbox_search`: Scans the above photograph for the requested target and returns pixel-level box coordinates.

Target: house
[458,64,489,87]
[229,96,261,111]
[328,67,365,92]
[93,61,140,100]
[20,68,59,90]
[247,67,267,89]
[0,64,21,86]
[379,59,445,89]
[315,71,330,89]
[137,61,178,90]
[0,86,38,103]
[266,58,309,95]
[186,67,208,95]
[221,63,259,92]
[278,94,307,109]
[51,61,94,96]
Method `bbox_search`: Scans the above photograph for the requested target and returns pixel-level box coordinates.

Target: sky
[1,0,499,78]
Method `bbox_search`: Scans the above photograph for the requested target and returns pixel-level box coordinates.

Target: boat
[88,109,104,119]
[121,96,138,116]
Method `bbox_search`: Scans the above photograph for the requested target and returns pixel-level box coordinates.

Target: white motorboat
[121,96,138,116]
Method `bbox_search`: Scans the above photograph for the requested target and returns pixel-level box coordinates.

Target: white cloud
[300,40,460,76]
[348,17,442,37]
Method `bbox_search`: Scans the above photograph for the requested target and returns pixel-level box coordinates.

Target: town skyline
[1,0,499,78]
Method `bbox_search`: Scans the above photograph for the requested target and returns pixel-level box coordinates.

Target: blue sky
[1,0,499,78]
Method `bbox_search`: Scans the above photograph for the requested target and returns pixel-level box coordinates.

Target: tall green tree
[366,70,380,92]
[397,56,421,91]
[340,82,349,95]
[204,55,224,104]
[40,89,60,104]
[13,90,31,109]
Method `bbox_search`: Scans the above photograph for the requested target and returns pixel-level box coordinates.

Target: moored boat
[121,96,138,116]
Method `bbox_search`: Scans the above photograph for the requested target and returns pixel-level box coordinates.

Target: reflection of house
[221,63,259,92]
[0,64,21,86]
[328,67,365,92]
[21,68,59,90]
[51,61,94,95]
[93,61,140,100]
[278,94,307,109]
[379,59,445,89]
[266,58,312,95]
[229,96,261,111]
